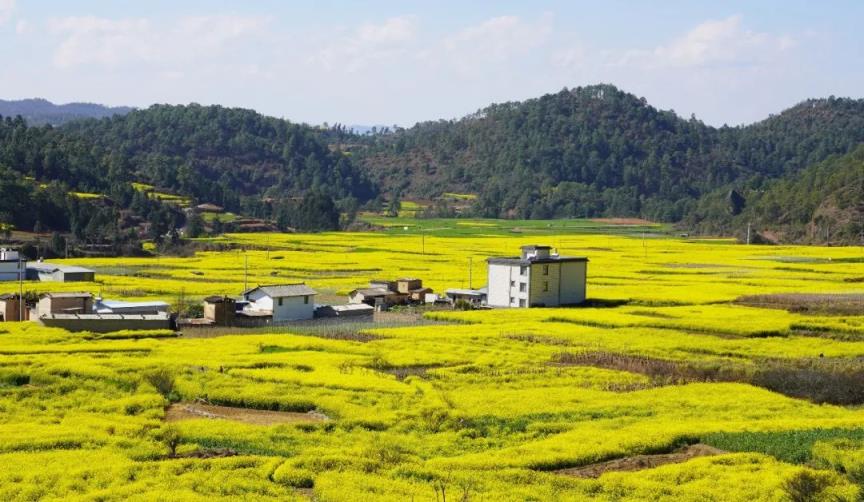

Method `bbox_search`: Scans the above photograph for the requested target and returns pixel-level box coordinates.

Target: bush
[782,470,832,502]
[145,369,179,402]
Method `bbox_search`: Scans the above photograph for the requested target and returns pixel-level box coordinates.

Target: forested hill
[0,98,133,126]
[345,85,864,239]
[0,104,377,254]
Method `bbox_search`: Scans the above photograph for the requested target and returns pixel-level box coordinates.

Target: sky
[1,1,863,127]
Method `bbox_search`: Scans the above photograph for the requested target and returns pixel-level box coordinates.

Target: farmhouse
[486,245,588,308]
[445,288,488,307]
[348,278,431,307]
[27,262,96,282]
[242,284,317,322]
[0,249,25,281]
[203,296,237,326]
[38,292,94,315]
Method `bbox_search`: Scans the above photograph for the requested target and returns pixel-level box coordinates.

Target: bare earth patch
[556,444,725,478]
[736,293,864,316]
[590,217,655,225]
[165,402,328,425]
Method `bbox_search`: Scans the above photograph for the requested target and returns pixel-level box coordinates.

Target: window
[519,283,527,293]
[519,299,526,307]
[520,266,528,276]
[509,296,515,305]
[304,295,309,304]
[278,298,283,306]
[510,280,515,287]
[543,281,549,292]
[542,264,549,276]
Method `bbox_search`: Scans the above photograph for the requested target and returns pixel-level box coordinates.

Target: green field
[2,220,864,500]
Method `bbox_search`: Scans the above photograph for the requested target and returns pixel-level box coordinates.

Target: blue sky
[2,1,862,126]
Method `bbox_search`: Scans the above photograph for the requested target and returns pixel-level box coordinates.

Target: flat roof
[446,288,487,296]
[42,292,93,298]
[28,262,95,274]
[487,256,589,265]
[97,300,169,308]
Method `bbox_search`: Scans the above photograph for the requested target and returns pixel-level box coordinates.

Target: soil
[555,443,725,478]
[735,293,864,316]
[165,402,329,426]
[590,218,655,226]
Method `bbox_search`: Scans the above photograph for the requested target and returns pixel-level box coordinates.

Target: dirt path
[555,444,724,478]
[165,402,328,426]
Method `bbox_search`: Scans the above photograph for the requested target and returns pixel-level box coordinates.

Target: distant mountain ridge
[0,98,134,126]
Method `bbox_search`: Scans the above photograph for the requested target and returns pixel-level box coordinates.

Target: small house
[242,284,317,322]
[0,249,25,282]
[486,245,588,308]
[348,287,392,306]
[0,293,28,321]
[94,298,170,315]
[37,292,94,316]
[445,288,488,307]
[203,296,236,326]
[27,262,95,282]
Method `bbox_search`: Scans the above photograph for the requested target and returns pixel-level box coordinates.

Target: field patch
[165,402,329,425]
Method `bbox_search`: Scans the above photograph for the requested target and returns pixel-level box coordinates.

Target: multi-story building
[486,245,588,308]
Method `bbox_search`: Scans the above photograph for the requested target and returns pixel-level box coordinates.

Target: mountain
[0,98,134,126]
[343,85,864,239]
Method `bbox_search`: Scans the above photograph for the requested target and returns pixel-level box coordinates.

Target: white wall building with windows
[486,245,587,308]
[241,284,317,322]
[0,249,25,282]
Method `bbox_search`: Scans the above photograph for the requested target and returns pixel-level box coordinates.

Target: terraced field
[2,223,864,500]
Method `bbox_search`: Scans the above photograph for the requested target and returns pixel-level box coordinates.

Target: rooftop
[351,287,391,297]
[42,292,93,298]
[28,262,95,274]
[243,284,317,298]
[487,256,589,265]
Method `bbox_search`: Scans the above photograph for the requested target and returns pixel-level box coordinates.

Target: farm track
[555,444,726,478]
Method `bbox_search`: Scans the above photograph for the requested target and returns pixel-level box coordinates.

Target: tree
[185,211,205,238]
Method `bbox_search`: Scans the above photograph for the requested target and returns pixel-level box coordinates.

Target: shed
[203,296,237,326]
[0,293,28,321]
[27,262,95,282]
[445,288,488,306]
[94,299,170,315]
[38,292,94,316]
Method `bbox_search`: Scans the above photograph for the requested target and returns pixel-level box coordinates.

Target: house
[0,293,28,321]
[315,303,375,319]
[0,249,25,281]
[94,298,170,315]
[27,262,95,282]
[242,284,317,322]
[349,278,431,307]
[445,288,488,307]
[37,292,94,316]
[348,287,393,307]
[203,296,237,326]
[486,245,588,308]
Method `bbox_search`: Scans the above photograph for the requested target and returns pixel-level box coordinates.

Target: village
[0,245,589,332]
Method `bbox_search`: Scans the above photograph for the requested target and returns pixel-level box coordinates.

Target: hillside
[0,98,133,126]
[345,85,864,238]
[0,105,377,254]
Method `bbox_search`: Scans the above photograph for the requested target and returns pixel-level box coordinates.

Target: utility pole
[421,232,425,255]
[468,257,473,289]
[746,222,751,245]
[18,254,23,322]
[244,254,249,292]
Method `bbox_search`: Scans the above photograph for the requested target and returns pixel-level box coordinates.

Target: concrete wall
[559,261,587,305]
[272,295,314,321]
[529,262,563,307]
[0,261,24,282]
[38,315,171,333]
[488,263,530,307]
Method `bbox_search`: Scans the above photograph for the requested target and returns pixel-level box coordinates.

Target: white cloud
[625,15,796,69]
[0,0,15,25]
[310,15,419,73]
[48,14,270,69]
[15,19,28,34]
[442,15,552,67]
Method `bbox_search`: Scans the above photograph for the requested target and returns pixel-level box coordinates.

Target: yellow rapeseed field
[2,225,864,500]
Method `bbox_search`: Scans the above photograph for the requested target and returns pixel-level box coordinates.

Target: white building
[0,249,25,282]
[241,284,317,322]
[486,245,588,308]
